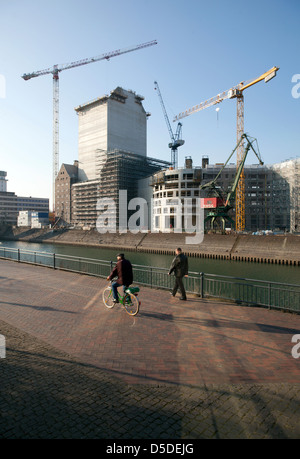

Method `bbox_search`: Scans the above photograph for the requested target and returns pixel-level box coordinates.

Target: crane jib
[21,39,158,212]
[21,40,157,80]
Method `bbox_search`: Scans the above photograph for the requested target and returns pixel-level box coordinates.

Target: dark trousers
[172,276,186,299]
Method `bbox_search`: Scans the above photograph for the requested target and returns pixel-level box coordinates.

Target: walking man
[168,247,188,300]
[107,253,133,304]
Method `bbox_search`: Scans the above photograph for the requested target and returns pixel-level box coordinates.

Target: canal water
[1,239,299,285]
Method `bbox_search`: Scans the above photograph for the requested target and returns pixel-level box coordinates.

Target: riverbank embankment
[1,225,300,266]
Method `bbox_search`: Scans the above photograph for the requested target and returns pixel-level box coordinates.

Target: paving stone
[1,259,300,439]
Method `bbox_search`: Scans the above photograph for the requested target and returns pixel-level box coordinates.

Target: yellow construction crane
[174,66,279,231]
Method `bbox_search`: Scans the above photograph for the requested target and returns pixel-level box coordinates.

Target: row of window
[154,190,200,198]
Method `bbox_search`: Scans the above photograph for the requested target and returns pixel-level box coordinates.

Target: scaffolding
[97,149,170,227]
[201,158,300,232]
[271,158,300,233]
[71,180,99,227]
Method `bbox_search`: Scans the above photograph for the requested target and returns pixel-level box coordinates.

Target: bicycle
[102,281,140,316]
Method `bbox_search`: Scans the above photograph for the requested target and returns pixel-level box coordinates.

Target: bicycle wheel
[123,293,139,316]
[103,287,115,308]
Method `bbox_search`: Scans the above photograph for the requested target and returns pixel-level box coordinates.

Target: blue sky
[0,0,299,208]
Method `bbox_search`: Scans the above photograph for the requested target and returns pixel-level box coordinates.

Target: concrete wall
[1,226,299,265]
[77,100,108,181]
[107,92,147,156]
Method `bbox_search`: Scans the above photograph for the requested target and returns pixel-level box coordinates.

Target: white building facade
[151,158,202,233]
[74,87,148,182]
[17,211,49,228]
[271,158,300,232]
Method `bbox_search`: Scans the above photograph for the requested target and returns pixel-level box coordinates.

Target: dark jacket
[109,258,133,286]
[169,253,188,278]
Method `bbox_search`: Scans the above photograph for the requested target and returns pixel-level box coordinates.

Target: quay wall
[0,225,300,266]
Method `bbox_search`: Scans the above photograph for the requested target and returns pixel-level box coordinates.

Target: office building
[151,157,202,232]
[55,161,79,224]
[0,171,7,192]
[0,171,49,226]
[74,87,148,182]
[56,87,169,228]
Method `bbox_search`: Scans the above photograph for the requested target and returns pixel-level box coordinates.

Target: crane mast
[22,40,158,211]
[201,134,263,232]
[174,66,279,231]
[154,81,184,169]
[52,67,59,199]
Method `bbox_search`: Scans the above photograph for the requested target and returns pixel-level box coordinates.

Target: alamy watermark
[291,74,300,99]
[96,190,204,244]
[0,334,6,359]
[291,334,300,359]
[0,74,6,99]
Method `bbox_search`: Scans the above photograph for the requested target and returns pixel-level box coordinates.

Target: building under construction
[271,158,300,233]
[97,149,170,229]
[55,84,299,233]
[74,87,149,182]
[68,150,169,228]
[55,87,170,228]
[200,157,300,232]
[151,156,202,232]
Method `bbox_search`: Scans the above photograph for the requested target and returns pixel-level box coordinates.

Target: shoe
[170,292,175,297]
[179,297,187,301]
[113,299,119,304]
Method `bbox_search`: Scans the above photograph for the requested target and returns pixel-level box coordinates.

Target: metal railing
[0,246,299,313]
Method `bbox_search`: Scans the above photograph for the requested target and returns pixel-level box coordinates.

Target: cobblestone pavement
[0,259,300,439]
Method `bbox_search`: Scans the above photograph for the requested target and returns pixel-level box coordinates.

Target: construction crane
[174,66,279,231]
[154,81,184,169]
[200,133,263,232]
[22,40,158,210]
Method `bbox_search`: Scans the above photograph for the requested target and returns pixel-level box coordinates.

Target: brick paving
[0,259,300,439]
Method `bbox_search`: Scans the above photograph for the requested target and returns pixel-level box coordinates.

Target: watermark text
[96,191,204,245]
[0,334,6,359]
[291,74,300,99]
[291,334,300,359]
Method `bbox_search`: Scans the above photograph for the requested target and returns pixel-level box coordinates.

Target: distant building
[55,161,79,224]
[0,171,7,192]
[56,87,169,228]
[200,158,300,232]
[58,152,169,229]
[17,211,49,228]
[271,158,300,233]
[0,191,17,224]
[17,211,32,227]
[0,192,49,226]
[150,157,202,232]
[148,156,300,234]
[0,171,49,226]
[71,179,99,228]
[56,86,300,233]
[74,87,149,182]
[97,150,169,230]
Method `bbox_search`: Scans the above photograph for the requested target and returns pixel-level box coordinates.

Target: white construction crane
[154,81,184,169]
[22,40,158,210]
[173,66,279,231]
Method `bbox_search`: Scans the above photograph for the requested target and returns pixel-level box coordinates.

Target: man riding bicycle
[107,253,133,304]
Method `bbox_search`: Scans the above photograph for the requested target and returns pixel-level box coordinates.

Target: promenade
[0,258,300,439]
